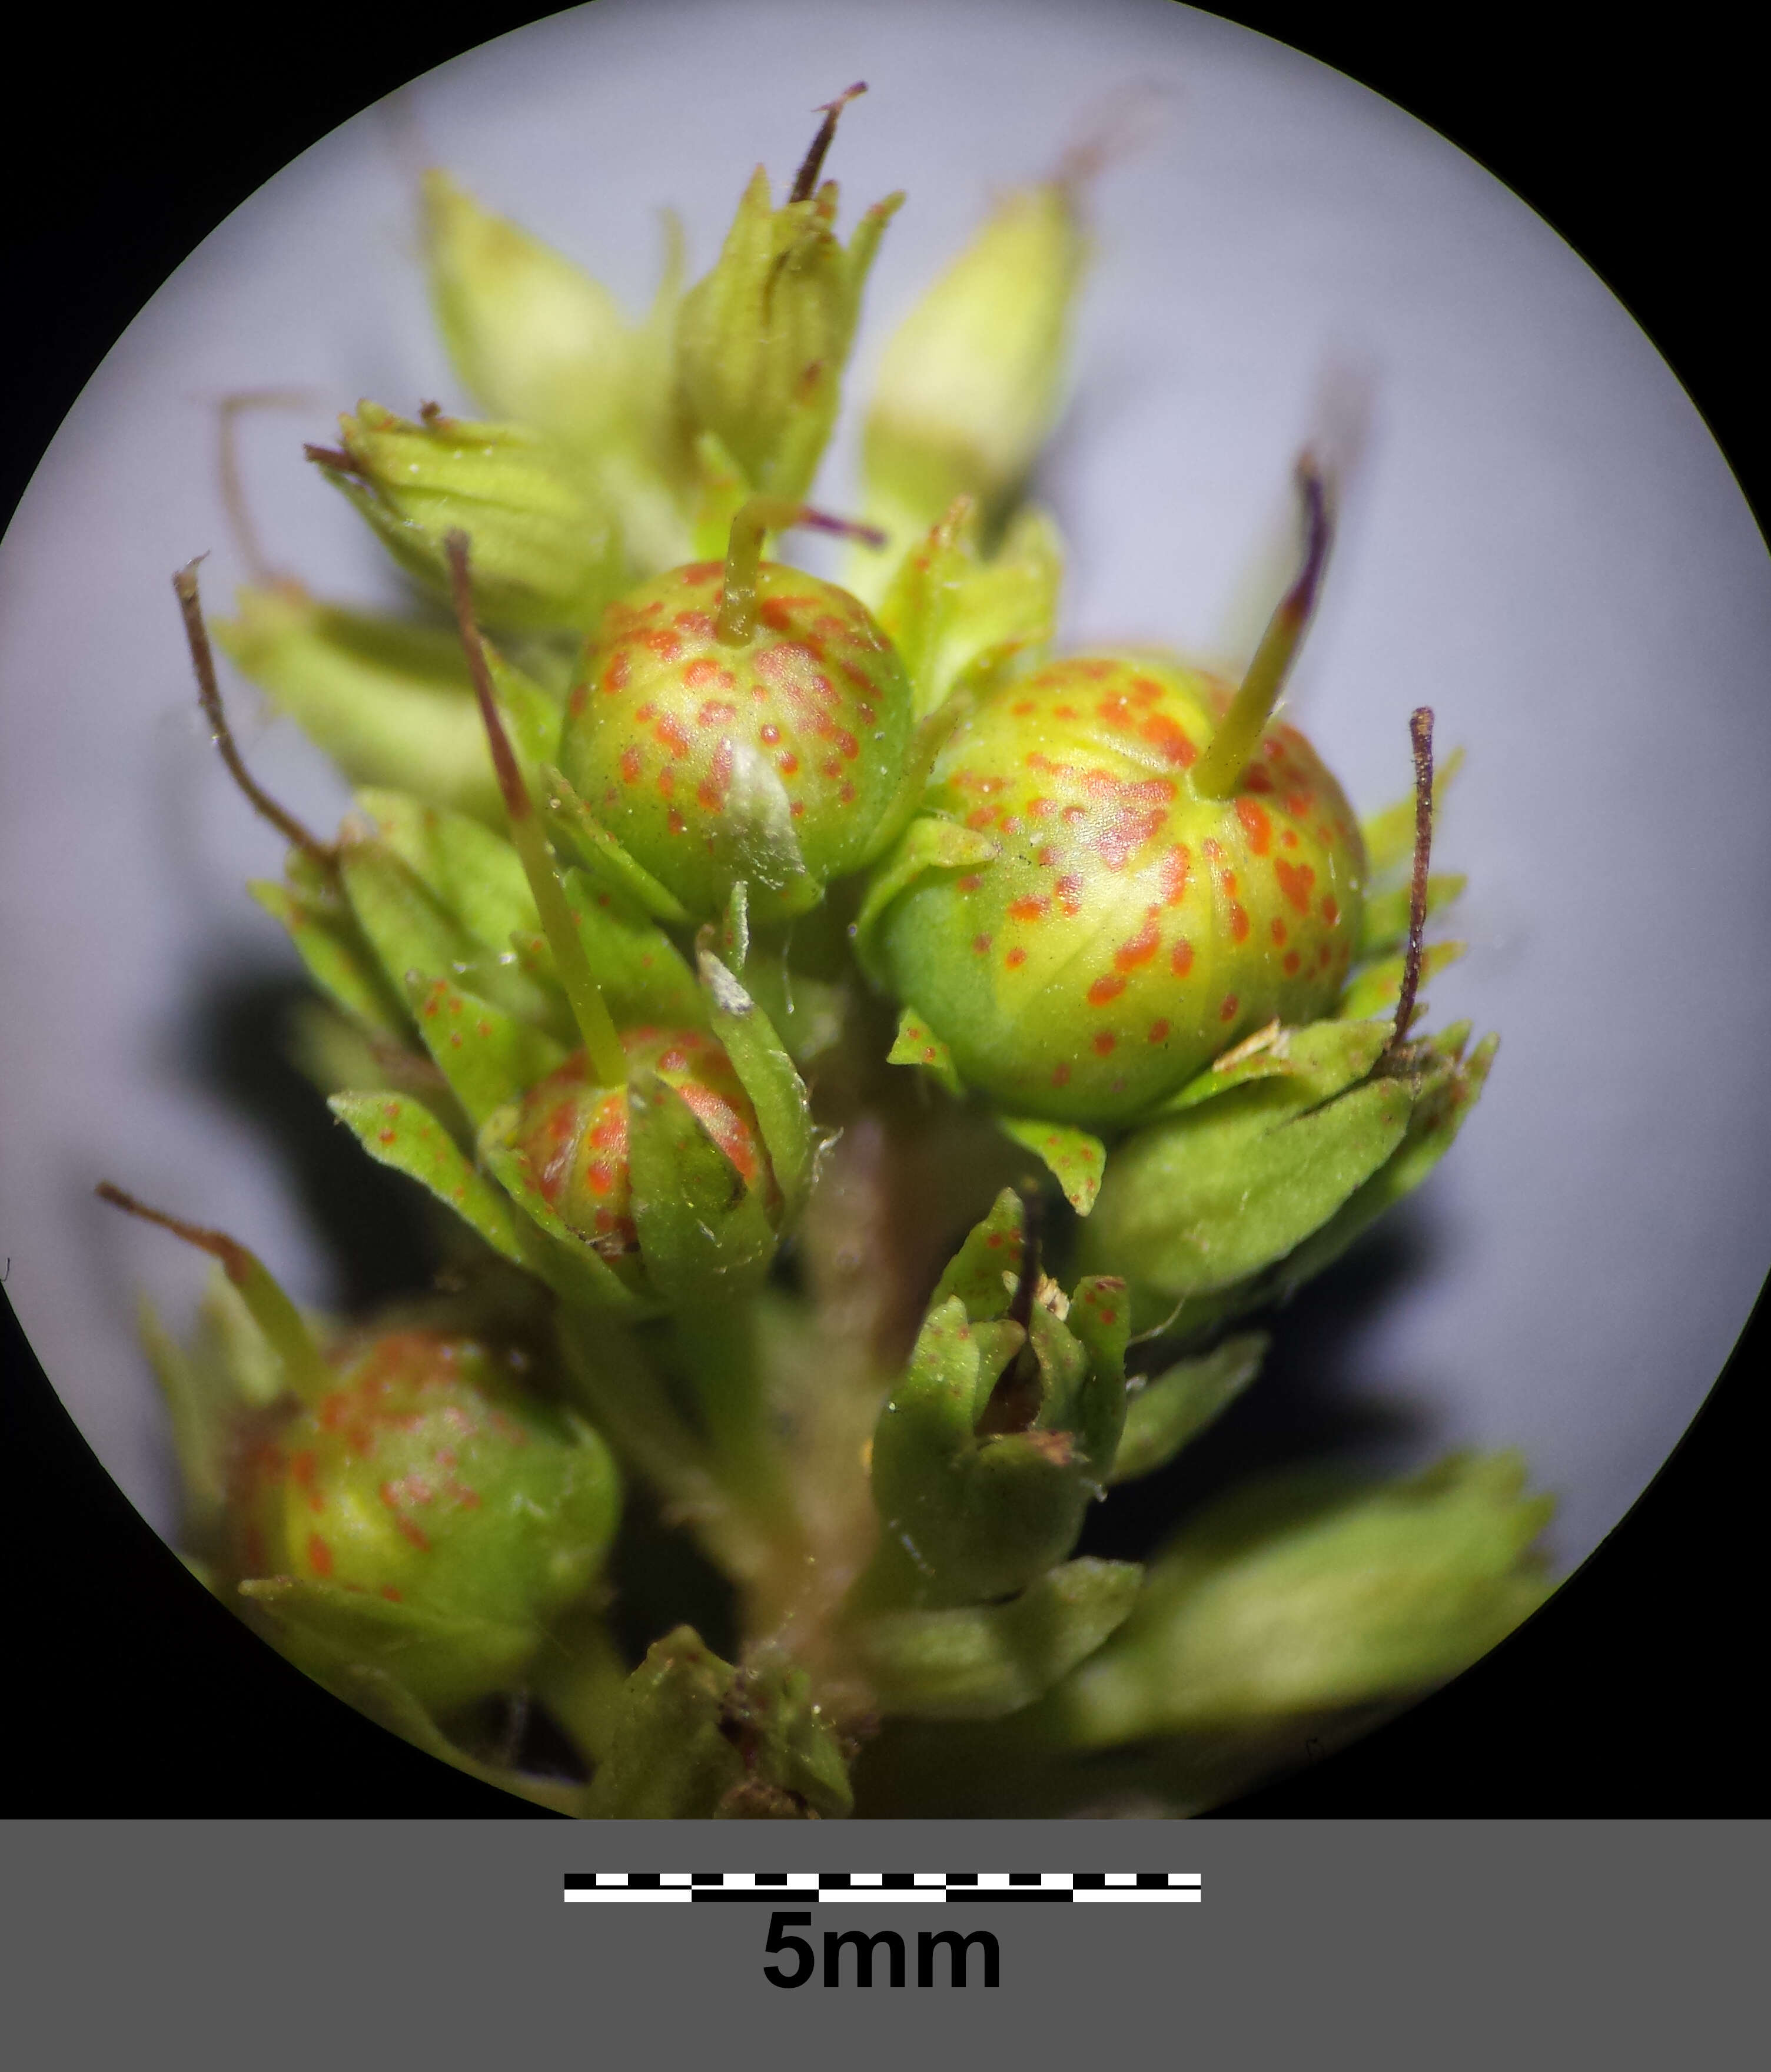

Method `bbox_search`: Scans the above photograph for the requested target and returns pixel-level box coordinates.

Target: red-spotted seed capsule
[509,1025,780,1257]
[558,497,914,922]
[867,460,1365,1126]
[230,1329,616,1696]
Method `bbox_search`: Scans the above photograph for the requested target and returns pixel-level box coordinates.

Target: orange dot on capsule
[1093,1031,1117,1056]
[1220,993,1238,1021]
[1088,974,1127,1006]
[1148,1018,1170,1043]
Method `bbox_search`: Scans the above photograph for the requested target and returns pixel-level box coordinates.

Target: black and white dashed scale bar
[564,1872,1201,1904]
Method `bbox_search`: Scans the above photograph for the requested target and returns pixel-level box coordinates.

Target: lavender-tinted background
[2,0,1767,1573]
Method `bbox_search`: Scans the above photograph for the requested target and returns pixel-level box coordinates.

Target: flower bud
[423,169,642,460]
[863,654,1365,1126]
[559,520,915,921]
[1045,1453,1554,1743]
[232,1328,620,1712]
[310,401,622,631]
[676,144,901,502]
[862,181,1084,539]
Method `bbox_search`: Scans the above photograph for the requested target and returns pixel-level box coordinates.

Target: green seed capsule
[230,1328,619,1711]
[870,652,1365,1126]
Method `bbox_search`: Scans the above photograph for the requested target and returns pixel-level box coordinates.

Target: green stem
[1192,455,1332,801]
[715,497,886,646]
[444,532,627,1088]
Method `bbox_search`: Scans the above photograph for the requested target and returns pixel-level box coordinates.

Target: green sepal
[507,866,703,1030]
[1154,1017,1389,1119]
[860,695,973,867]
[537,763,695,925]
[1108,1334,1269,1485]
[697,949,815,1220]
[931,1187,1027,1320]
[998,1114,1108,1217]
[1358,872,1468,959]
[888,1004,965,1098]
[852,815,998,976]
[250,858,409,1041]
[1085,1071,1413,1316]
[1084,1020,1411,1315]
[475,1105,659,1316]
[1261,1027,1500,1301]
[329,1090,531,1269]
[336,1663,586,1815]
[717,878,750,974]
[212,587,561,825]
[582,1627,852,1819]
[874,499,1062,718]
[852,1558,1142,1721]
[338,818,562,1040]
[353,789,538,957]
[625,1069,779,1306]
[1044,1453,1554,1744]
[1339,939,1467,1022]
[403,973,567,1130]
[238,1573,540,1717]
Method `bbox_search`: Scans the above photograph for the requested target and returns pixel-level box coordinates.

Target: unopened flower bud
[423,169,640,459]
[1047,1453,1554,1742]
[862,180,1085,538]
[676,91,901,503]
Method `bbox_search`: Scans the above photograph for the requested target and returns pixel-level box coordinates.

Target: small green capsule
[676,88,901,504]
[231,1329,619,1711]
[310,401,622,631]
[862,178,1085,540]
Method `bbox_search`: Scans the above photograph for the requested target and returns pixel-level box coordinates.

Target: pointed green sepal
[1108,1334,1269,1485]
[1358,872,1468,959]
[404,973,568,1129]
[852,815,999,975]
[537,763,695,925]
[998,1115,1107,1216]
[697,949,816,1221]
[213,586,561,825]
[250,871,410,1041]
[888,1004,965,1098]
[329,1090,532,1267]
[931,1188,1028,1320]
[852,1558,1141,1721]
[625,1069,779,1305]
[871,497,1062,713]
[1339,939,1467,1022]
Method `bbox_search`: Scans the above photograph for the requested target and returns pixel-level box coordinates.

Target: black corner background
[1,1,1763,1815]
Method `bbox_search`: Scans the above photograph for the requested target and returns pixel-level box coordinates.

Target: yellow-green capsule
[862,180,1085,541]
[310,400,622,632]
[676,88,901,504]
